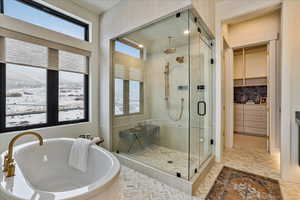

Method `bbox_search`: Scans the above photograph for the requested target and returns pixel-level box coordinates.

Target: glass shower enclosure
[112,9,215,180]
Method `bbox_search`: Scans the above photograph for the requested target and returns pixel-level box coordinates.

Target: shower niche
[111,9,215,187]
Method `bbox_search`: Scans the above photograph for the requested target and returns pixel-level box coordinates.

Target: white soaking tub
[0,138,120,200]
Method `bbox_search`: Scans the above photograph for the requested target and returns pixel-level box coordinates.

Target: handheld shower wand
[163,56,184,121]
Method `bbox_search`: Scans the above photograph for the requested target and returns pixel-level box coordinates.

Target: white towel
[68,138,92,173]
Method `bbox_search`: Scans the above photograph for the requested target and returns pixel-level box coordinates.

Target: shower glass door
[189,12,214,180]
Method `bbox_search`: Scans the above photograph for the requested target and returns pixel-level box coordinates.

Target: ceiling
[71,0,121,14]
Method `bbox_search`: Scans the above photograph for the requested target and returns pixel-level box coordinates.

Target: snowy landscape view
[114,79,141,115]
[6,64,84,128]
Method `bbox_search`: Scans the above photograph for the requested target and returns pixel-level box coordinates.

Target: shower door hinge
[210,139,214,145]
[197,85,205,90]
[197,27,201,33]
[210,58,214,64]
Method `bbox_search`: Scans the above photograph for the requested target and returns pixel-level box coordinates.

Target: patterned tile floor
[119,135,300,200]
[121,145,201,179]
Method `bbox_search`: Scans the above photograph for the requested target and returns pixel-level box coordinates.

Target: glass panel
[6,64,47,127]
[189,12,202,178]
[5,38,48,67]
[112,11,190,179]
[200,42,214,162]
[4,0,86,40]
[129,80,140,113]
[188,12,214,180]
[59,50,88,74]
[115,41,141,58]
[59,71,84,121]
[114,78,124,115]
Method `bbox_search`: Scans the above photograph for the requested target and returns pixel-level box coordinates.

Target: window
[114,79,143,116]
[129,80,141,113]
[59,71,84,121]
[1,0,89,41]
[0,33,89,133]
[114,79,124,115]
[115,41,142,58]
[113,39,144,116]
[6,64,47,127]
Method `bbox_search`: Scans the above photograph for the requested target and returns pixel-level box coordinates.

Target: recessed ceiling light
[138,44,144,48]
[184,30,190,35]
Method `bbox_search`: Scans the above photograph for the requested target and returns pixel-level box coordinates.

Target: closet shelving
[233,44,268,136]
[234,45,268,87]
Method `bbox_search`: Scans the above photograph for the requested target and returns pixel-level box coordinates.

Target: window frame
[0,0,89,41]
[0,64,89,133]
[0,0,90,133]
[114,79,144,117]
[113,39,144,117]
[116,39,143,59]
[0,0,3,13]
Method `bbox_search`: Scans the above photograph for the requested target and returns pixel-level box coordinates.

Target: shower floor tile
[120,145,201,179]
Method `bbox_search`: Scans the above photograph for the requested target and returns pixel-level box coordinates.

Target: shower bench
[119,124,160,153]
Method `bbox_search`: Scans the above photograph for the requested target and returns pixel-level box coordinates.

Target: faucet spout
[3,131,43,177]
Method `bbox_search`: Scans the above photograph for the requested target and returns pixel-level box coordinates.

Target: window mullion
[47,69,59,125]
[0,63,6,130]
[84,74,89,120]
[140,82,144,114]
[124,80,129,115]
[0,35,5,129]
[47,47,58,124]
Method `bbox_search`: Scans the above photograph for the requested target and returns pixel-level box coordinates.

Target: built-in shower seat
[119,124,160,153]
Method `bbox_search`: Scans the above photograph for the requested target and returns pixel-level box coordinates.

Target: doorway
[222,9,281,154]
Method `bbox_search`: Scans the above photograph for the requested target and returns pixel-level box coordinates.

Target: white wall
[192,0,216,35]
[0,0,100,153]
[228,11,281,47]
[216,0,281,23]
[281,0,300,182]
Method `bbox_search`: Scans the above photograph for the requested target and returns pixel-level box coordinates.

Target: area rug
[206,166,282,200]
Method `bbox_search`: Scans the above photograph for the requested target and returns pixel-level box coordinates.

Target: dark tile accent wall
[234,86,267,104]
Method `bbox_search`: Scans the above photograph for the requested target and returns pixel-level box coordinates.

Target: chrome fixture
[3,132,43,177]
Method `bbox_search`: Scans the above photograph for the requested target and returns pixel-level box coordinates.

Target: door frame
[224,39,280,153]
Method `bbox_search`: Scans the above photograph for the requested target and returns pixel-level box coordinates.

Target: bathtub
[0,138,120,200]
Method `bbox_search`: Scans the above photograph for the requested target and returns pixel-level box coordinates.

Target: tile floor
[121,145,201,179]
[119,135,300,200]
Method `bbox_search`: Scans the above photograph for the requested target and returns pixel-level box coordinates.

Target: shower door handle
[197,101,206,116]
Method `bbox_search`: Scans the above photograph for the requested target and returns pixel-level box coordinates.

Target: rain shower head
[164,36,176,54]
[164,48,176,54]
